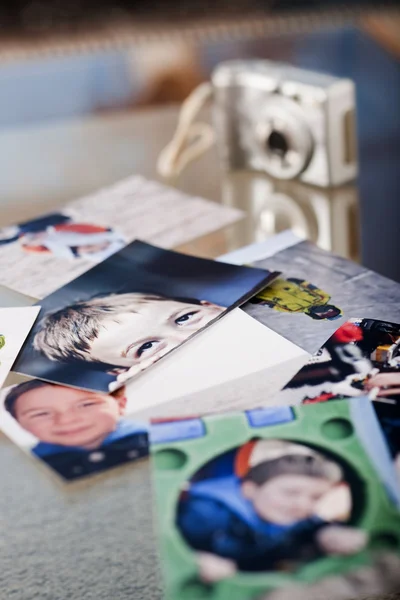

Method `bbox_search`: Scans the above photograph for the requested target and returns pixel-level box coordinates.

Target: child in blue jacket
[177,440,367,581]
[4,379,148,480]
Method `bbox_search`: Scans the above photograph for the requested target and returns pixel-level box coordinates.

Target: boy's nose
[54,411,79,425]
[295,497,312,514]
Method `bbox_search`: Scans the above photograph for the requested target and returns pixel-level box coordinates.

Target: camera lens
[267,130,288,156]
[255,98,315,180]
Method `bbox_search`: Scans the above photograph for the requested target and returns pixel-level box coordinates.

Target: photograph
[119,309,307,419]
[13,240,275,393]
[0,212,125,260]
[0,306,41,387]
[177,439,356,574]
[0,283,37,308]
[0,175,243,299]
[221,236,400,354]
[0,211,125,299]
[0,379,149,481]
[274,318,400,404]
[272,317,400,480]
[151,398,400,600]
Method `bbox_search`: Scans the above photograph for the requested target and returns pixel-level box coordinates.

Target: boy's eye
[31,411,51,419]
[79,401,98,408]
[175,311,198,325]
[137,340,160,358]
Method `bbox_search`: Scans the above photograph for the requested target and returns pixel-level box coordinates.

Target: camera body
[212,60,357,187]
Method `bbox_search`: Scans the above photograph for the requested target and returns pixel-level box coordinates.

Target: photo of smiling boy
[2,380,149,481]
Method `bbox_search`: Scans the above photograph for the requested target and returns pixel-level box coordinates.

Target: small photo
[151,399,400,599]
[14,240,276,393]
[233,237,400,355]
[0,175,243,299]
[273,318,400,476]
[0,306,41,387]
[0,212,125,262]
[0,379,149,481]
[276,318,400,404]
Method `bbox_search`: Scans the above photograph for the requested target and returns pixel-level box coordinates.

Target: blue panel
[350,396,400,508]
[150,418,206,445]
[246,406,294,428]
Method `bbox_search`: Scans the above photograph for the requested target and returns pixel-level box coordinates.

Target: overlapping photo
[0,379,149,482]
[115,310,307,420]
[0,175,243,298]
[0,212,125,261]
[221,236,400,354]
[13,240,276,393]
[0,306,40,387]
[151,398,400,600]
[275,318,400,403]
[273,318,400,479]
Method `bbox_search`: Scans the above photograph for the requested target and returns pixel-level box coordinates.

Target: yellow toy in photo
[252,277,343,321]
[371,337,400,367]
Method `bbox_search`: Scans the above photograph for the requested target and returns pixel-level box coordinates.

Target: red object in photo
[234,440,258,478]
[22,223,111,254]
[331,322,363,345]
[55,224,109,234]
[303,392,337,404]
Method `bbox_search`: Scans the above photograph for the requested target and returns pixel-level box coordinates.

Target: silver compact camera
[212,60,357,187]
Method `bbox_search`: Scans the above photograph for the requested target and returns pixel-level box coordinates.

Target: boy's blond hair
[34,293,169,363]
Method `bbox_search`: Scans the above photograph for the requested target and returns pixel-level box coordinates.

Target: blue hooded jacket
[33,419,149,480]
[177,475,327,572]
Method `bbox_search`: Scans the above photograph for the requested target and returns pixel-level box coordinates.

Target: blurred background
[0,1,399,280]
[0,1,399,126]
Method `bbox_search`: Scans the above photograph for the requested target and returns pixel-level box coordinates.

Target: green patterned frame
[152,400,400,600]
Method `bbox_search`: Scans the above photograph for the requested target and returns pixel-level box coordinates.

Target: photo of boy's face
[242,473,334,525]
[88,297,224,368]
[15,240,273,392]
[13,385,125,450]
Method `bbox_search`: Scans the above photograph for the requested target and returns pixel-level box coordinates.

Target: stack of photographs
[147,235,400,599]
[1,192,400,600]
[12,240,275,393]
[0,235,275,481]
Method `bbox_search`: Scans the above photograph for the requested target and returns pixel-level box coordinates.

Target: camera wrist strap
[156,82,215,179]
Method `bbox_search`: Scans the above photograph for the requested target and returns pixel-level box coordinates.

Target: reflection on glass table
[178,169,360,264]
[221,172,360,262]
